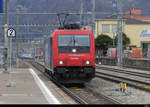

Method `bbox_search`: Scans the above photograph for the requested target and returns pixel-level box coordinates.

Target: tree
[114,33,130,50]
[95,34,113,56]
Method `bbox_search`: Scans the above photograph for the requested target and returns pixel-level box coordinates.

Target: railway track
[96,65,150,92]
[96,65,150,78]
[28,62,87,104]
[28,61,121,104]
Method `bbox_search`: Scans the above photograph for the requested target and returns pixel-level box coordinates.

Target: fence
[96,57,150,70]
[0,39,44,66]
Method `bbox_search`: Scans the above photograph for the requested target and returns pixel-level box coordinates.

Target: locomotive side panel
[52,32,59,70]
[50,37,53,70]
[90,32,95,68]
[44,37,53,71]
[44,38,49,70]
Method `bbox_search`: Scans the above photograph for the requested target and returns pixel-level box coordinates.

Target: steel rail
[95,70,150,93]
[96,70,150,86]
[85,88,122,104]
[96,65,150,78]
[32,62,123,104]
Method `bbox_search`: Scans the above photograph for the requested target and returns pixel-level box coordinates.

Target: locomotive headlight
[59,61,66,65]
[59,61,63,65]
[72,49,77,53]
[86,61,90,64]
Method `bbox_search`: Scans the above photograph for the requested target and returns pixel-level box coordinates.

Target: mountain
[5,0,150,40]
[8,0,150,13]
[7,0,150,23]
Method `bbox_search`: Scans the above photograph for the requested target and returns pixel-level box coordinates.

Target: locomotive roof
[48,29,93,38]
[53,29,92,34]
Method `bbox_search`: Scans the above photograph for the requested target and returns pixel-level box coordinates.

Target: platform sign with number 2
[7,28,16,37]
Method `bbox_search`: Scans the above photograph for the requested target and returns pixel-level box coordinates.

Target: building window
[112,24,117,33]
[102,24,110,33]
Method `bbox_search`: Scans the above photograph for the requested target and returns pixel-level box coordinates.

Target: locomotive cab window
[58,35,90,53]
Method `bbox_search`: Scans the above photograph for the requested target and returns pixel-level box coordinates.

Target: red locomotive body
[44,29,95,83]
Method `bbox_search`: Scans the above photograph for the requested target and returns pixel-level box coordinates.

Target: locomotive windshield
[58,35,90,53]
[58,35,90,46]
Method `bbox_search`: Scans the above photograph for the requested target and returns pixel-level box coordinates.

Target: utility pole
[4,0,8,25]
[80,0,83,25]
[4,0,8,70]
[132,0,135,10]
[117,0,123,67]
[16,9,19,65]
[92,0,95,36]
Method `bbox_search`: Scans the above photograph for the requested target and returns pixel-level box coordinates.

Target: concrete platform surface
[0,67,76,104]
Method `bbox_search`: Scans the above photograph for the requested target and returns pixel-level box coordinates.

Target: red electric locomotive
[44,28,95,84]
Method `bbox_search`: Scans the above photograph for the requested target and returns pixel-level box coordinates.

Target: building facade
[95,18,150,56]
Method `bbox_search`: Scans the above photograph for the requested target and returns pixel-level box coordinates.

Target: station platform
[0,67,76,104]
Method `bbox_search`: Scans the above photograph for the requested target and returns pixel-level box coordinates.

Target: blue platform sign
[0,0,3,13]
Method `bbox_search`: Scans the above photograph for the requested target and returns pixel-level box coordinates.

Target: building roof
[124,8,150,22]
[96,8,150,25]
[96,15,150,25]
[125,18,150,24]
[123,15,150,22]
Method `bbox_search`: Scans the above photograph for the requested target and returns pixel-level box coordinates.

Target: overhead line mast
[80,0,84,25]
[132,0,135,10]
[4,0,8,70]
[117,0,123,67]
[92,0,95,36]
